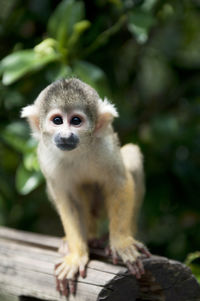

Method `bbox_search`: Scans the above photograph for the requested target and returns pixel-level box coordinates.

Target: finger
[55,276,61,294]
[112,249,118,265]
[133,262,141,279]
[54,263,61,271]
[120,246,139,262]
[129,246,140,259]
[138,246,151,257]
[61,278,69,297]
[142,248,151,257]
[69,279,76,295]
[126,260,136,275]
[58,265,70,280]
[79,265,86,278]
[126,260,141,279]
[136,259,145,275]
[135,242,151,257]
[67,265,78,280]
[55,262,66,276]
[105,246,111,257]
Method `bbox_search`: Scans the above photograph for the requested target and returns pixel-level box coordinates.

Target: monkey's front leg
[106,172,150,279]
[51,189,89,296]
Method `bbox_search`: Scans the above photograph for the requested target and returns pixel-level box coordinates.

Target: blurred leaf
[34,38,59,56]
[142,0,158,11]
[128,9,156,43]
[138,53,175,97]
[109,0,123,8]
[0,145,19,171]
[152,116,179,139]
[4,90,24,110]
[68,20,91,50]
[24,151,40,172]
[185,252,200,284]
[0,46,61,85]
[45,63,72,83]
[84,15,126,56]
[185,251,200,266]
[176,11,200,68]
[0,0,16,21]
[190,264,200,284]
[47,0,85,48]
[73,60,104,82]
[0,0,200,259]
[0,175,14,200]
[16,163,43,195]
[73,60,109,97]
[2,122,30,153]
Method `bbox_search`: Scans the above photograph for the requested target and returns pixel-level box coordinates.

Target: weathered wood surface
[0,227,200,301]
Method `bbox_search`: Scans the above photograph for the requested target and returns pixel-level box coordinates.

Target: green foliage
[185,252,200,284]
[47,0,86,48]
[128,8,156,43]
[0,45,61,85]
[0,0,199,263]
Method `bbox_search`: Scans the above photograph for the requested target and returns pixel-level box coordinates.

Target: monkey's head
[21,78,118,152]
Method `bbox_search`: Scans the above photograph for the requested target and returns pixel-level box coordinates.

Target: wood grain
[0,227,199,301]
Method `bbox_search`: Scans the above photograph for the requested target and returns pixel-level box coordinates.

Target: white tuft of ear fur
[21,105,36,118]
[95,98,119,135]
[21,105,40,139]
[97,97,119,118]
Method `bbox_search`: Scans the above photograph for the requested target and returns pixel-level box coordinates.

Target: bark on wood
[0,227,199,301]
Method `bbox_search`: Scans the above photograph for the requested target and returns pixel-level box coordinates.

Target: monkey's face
[42,107,93,151]
[21,79,118,152]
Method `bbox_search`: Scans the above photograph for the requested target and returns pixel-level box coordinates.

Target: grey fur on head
[35,78,99,123]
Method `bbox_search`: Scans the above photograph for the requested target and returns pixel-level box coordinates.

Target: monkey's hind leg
[106,172,150,279]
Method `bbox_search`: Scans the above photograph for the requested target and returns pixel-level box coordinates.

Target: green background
[0,0,200,279]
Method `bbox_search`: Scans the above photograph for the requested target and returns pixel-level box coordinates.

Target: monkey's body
[22,78,149,296]
[39,135,144,237]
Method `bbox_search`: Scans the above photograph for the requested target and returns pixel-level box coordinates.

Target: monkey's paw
[109,237,151,279]
[54,253,89,296]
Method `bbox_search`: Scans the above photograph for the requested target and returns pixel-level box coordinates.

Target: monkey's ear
[21,105,40,139]
[95,98,118,135]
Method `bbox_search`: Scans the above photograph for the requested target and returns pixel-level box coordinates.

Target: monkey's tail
[120,143,145,234]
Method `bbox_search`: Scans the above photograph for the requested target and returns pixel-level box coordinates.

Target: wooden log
[0,227,199,301]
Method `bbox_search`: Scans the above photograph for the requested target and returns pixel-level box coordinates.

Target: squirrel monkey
[21,78,150,296]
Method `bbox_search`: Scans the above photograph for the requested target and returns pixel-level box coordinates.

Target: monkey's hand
[109,236,151,279]
[55,252,89,296]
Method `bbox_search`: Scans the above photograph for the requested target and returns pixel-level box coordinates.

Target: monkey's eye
[70,116,82,126]
[52,116,63,125]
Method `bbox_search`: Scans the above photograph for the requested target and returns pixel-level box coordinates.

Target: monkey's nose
[54,133,79,151]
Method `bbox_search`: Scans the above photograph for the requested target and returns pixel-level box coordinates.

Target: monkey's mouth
[56,142,78,151]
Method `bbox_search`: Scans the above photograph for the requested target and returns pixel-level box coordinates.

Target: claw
[111,249,119,265]
[54,252,88,296]
[134,241,151,258]
[79,268,86,278]
[105,246,112,257]
[109,239,150,279]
